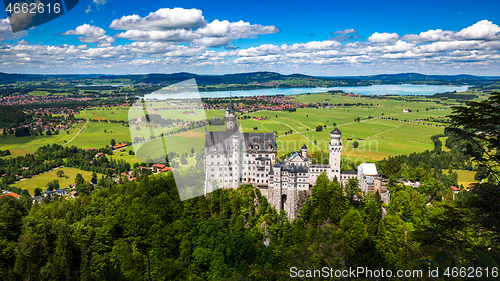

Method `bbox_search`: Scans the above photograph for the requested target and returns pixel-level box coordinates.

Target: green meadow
[68,122,131,149]
[1,91,489,173]
[240,104,446,161]
[0,122,85,157]
[455,169,477,188]
[12,167,101,196]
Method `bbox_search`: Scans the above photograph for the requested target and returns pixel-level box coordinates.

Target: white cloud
[62,24,114,46]
[93,0,107,4]
[109,8,207,30]
[115,29,199,43]
[332,28,357,34]
[402,29,455,43]
[367,32,399,43]
[0,18,28,42]
[402,20,500,43]
[456,20,500,41]
[2,19,500,75]
[63,24,105,37]
[115,18,278,47]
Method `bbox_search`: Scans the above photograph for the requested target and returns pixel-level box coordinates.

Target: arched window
[281,194,287,211]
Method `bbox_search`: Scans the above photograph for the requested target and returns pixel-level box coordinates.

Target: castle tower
[225,99,237,132]
[328,128,342,181]
[301,144,308,158]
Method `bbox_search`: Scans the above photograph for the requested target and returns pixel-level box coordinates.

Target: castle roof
[226,99,236,114]
[331,127,341,135]
[301,144,307,149]
[204,131,276,150]
[281,165,308,173]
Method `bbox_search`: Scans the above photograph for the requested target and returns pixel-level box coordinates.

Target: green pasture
[455,169,478,188]
[132,135,204,162]
[68,122,131,149]
[78,107,129,121]
[1,91,483,166]
[79,106,226,123]
[274,118,444,161]
[0,122,84,157]
[12,167,101,196]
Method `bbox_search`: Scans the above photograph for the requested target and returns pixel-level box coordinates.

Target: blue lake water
[144,84,469,99]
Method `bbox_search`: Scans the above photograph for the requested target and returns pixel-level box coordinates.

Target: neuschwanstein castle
[204,101,389,219]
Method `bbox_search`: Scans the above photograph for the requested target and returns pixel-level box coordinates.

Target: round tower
[328,127,342,181]
[225,99,237,131]
[301,144,308,158]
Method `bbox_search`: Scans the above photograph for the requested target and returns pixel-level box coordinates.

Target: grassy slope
[0,122,84,157]
[1,92,487,171]
[12,167,101,196]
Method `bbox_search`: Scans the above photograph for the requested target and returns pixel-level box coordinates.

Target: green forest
[0,94,499,280]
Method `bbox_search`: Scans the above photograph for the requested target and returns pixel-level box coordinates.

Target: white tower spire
[328,127,342,182]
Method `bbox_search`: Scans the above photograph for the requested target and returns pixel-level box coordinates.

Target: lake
[144,84,469,99]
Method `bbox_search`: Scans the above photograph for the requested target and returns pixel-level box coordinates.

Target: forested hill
[0,105,30,128]
[344,72,499,83]
[2,71,499,87]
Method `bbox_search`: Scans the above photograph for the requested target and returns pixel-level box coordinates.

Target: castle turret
[328,127,342,181]
[301,144,307,158]
[225,99,237,131]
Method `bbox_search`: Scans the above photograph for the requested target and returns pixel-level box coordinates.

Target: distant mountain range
[344,72,500,82]
[0,71,499,85]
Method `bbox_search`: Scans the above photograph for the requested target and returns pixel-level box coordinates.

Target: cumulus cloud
[109,8,207,30]
[115,18,279,47]
[62,24,114,46]
[401,29,455,43]
[456,20,500,40]
[367,32,400,43]
[402,20,500,43]
[2,18,500,74]
[63,24,105,37]
[332,28,357,34]
[0,18,28,42]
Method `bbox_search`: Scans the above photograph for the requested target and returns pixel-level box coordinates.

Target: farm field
[12,167,101,196]
[2,92,487,165]
[455,169,478,188]
[0,122,85,157]
[133,134,205,162]
[78,106,226,122]
[67,122,131,149]
[241,105,445,161]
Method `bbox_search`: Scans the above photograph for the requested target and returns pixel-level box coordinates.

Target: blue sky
[1,0,500,75]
